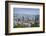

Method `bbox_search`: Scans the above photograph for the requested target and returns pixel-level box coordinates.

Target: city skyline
[13,8,40,28]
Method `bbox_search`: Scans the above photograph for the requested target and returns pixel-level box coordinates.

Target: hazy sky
[13,8,40,15]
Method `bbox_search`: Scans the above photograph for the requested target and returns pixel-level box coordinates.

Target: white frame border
[8,3,43,33]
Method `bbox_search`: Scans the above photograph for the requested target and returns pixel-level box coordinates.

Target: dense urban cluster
[13,14,39,28]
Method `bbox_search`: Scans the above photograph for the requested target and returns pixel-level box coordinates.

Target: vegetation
[31,23,39,27]
[13,23,28,28]
[13,23,39,28]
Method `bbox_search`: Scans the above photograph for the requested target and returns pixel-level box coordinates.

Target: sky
[13,8,40,15]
